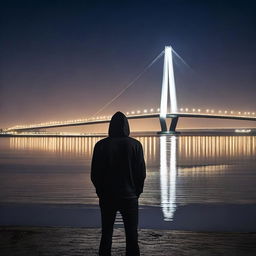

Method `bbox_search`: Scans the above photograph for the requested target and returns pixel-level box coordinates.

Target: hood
[108,111,130,137]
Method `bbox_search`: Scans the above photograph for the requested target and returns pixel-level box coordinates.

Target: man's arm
[134,142,146,197]
[91,142,104,197]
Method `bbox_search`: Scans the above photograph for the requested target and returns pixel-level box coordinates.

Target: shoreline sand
[1,226,256,256]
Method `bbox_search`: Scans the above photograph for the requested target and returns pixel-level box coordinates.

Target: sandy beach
[1,226,256,256]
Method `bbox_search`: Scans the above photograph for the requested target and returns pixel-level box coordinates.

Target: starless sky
[1,0,256,129]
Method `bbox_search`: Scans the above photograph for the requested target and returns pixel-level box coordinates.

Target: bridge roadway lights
[158,116,179,134]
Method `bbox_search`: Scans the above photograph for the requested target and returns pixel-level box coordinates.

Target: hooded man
[91,111,146,256]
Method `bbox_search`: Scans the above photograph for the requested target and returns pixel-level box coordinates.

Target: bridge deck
[5,112,256,132]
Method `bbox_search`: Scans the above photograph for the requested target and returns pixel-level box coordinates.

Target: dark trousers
[99,197,140,256]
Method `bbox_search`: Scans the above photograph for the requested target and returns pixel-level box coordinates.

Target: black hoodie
[91,112,146,199]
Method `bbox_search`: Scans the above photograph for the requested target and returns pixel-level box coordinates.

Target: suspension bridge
[3,46,256,135]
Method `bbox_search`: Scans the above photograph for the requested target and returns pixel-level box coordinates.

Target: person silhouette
[91,111,146,256]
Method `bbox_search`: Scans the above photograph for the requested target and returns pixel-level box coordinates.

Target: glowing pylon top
[160,46,177,118]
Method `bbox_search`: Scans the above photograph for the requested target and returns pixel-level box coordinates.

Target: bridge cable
[172,47,192,71]
[90,50,164,118]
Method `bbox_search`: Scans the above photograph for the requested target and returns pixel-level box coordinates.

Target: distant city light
[235,129,251,133]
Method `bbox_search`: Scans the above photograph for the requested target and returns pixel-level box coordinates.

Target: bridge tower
[159,46,179,133]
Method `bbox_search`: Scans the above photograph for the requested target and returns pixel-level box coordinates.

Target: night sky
[1,0,256,130]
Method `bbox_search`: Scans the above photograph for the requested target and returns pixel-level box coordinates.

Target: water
[0,136,256,230]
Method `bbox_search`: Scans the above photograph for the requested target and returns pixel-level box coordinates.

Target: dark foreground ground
[0,227,256,256]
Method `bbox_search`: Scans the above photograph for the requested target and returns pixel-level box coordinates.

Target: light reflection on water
[9,135,256,163]
[160,136,177,221]
[1,136,256,221]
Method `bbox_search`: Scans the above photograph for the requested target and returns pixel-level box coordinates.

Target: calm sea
[0,135,256,229]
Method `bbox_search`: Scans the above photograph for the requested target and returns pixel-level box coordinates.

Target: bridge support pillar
[158,46,179,135]
[159,117,167,132]
[169,116,179,133]
[158,116,179,134]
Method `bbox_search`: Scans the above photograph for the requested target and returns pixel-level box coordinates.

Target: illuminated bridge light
[143,109,147,113]
[180,108,183,112]
[218,110,222,113]
[224,110,228,114]
[206,109,209,113]
[150,108,154,112]
[157,108,160,112]
[238,112,241,114]
[211,110,214,113]
[198,109,201,112]
[137,110,141,114]
[126,112,129,115]
[185,108,188,112]
[244,112,247,115]
[131,111,135,115]
[230,111,234,114]
[253,112,255,115]
[192,108,195,112]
